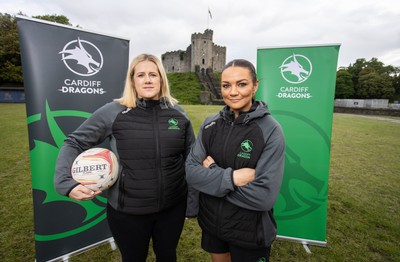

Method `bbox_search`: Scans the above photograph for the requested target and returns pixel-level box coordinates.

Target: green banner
[256,44,340,245]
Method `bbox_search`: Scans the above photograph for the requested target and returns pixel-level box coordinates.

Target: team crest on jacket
[237,139,253,159]
[168,118,180,130]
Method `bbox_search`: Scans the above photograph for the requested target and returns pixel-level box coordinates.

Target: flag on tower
[208,8,213,19]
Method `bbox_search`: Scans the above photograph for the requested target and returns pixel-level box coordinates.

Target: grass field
[0,103,399,261]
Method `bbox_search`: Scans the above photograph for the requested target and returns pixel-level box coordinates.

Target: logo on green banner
[280,53,313,84]
[277,53,313,99]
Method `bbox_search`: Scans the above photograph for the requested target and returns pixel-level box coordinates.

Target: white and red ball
[71,148,119,191]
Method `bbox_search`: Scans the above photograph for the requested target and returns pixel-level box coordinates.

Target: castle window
[202,59,205,65]
[204,41,206,44]
[172,66,175,72]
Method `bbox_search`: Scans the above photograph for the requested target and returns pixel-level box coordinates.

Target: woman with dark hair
[55,54,195,261]
[186,59,285,261]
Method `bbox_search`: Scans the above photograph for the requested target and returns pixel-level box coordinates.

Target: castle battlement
[163,50,185,55]
[191,29,213,41]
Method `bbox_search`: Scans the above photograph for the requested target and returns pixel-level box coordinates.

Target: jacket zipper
[118,172,125,209]
[223,122,234,169]
[153,107,163,210]
[216,121,235,236]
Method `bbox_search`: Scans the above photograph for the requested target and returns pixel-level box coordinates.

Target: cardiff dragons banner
[256,44,340,246]
[17,16,129,261]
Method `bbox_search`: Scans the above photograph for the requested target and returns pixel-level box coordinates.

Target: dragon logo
[237,139,253,159]
[59,38,103,76]
[240,139,253,153]
[280,54,312,84]
[168,118,180,130]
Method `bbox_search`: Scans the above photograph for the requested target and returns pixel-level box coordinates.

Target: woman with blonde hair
[55,53,195,261]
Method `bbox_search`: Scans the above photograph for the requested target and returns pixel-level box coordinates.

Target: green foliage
[390,67,400,96]
[0,13,22,83]
[347,58,367,91]
[335,69,354,98]
[1,104,400,261]
[338,57,399,100]
[168,72,203,104]
[357,67,395,98]
[0,60,23,83]
[33,14,71,25]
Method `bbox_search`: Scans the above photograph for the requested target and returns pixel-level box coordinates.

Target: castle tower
[191,29,213,72]
[162,29,226,73]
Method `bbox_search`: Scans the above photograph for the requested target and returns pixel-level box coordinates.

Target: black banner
[17,16,129,261]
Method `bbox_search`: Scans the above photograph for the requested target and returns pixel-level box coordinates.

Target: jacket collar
[220,100,270,125]
[136,97,170,110]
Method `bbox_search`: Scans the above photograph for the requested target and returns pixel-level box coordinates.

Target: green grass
[168,72,203,105]
[1,104,399,261]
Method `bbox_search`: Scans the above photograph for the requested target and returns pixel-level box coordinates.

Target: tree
[33,14,71,26]
[0,13,73,85]
[346,58,367,98]
[356,67,395,99]
[387,66,400,102]
[0,13,22,83]
[335,69,354,98]
[344,57,398,100]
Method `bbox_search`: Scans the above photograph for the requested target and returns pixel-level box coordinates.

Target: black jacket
[186,101,285,248]
[55,99,195,215]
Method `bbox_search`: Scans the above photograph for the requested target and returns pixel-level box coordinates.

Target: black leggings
[107,200,186,262]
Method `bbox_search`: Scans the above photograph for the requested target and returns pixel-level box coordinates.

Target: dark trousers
[107,200,186,262]
[202,230,271,262]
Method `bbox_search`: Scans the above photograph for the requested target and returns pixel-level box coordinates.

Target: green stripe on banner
[256,44,340,245]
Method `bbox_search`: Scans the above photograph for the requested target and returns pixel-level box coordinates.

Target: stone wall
[212,45,226,72]
[334,107,400,116]
[162,50,190,72]
[334,99,389,109]
[333,99,400,116]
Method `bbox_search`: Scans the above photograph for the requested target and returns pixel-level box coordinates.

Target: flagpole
[208,7,212,29]
[207,9,209,29]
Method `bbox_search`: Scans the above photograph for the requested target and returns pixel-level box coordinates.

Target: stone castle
[162,29,226,73]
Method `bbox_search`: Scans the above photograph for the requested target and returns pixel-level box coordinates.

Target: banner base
[36,237,116,262]
[276,235,327,247]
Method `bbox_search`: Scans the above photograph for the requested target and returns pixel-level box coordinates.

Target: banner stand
[257,44,340,250]
[276,236,326,247]
[40,237,116,262]
[17,16,129,261]
[276,235,326,254]
[302,244,312,254]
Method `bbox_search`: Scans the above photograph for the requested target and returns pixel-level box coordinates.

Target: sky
[1,0,400,68]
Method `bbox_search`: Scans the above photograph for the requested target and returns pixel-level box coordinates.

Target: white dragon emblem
[59,38,101,74]
[280,54,311,83]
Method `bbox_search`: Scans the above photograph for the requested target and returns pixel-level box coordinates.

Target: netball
[71,148,119,191]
